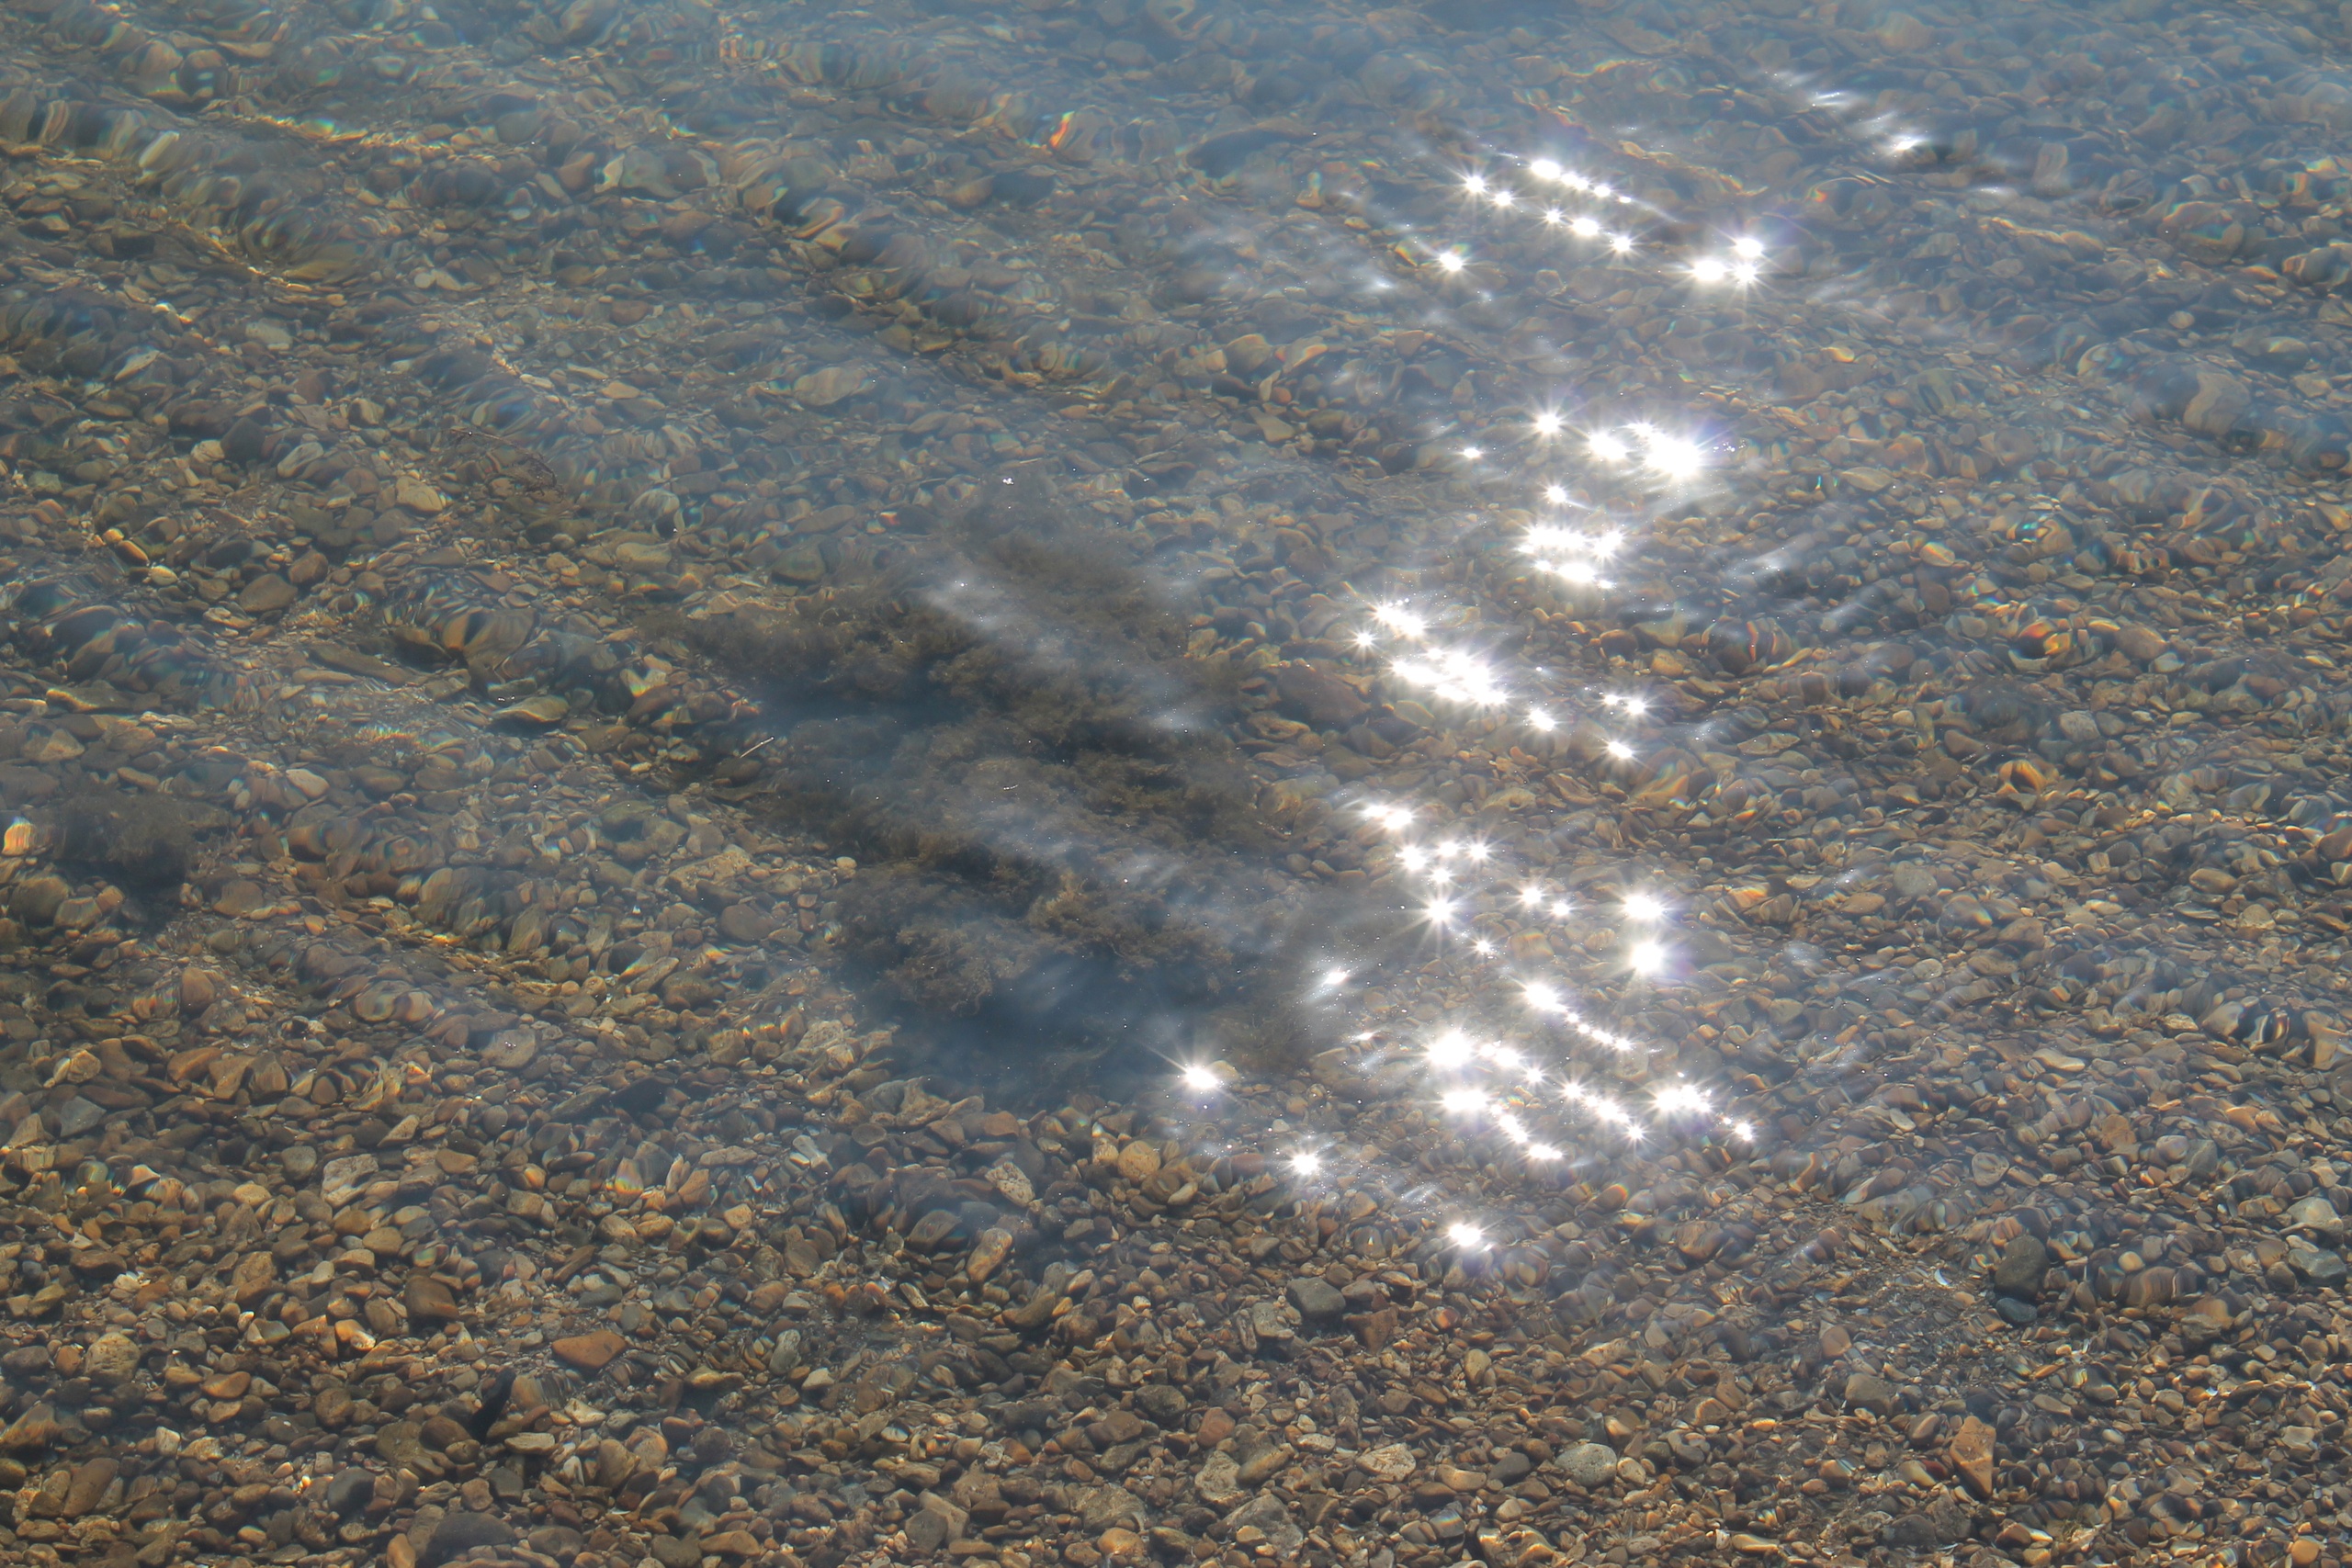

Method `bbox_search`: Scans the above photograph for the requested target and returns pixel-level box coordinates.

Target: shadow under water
[687,468,1358,1095]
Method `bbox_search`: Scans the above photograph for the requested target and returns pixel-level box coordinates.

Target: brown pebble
[552,1330,626,1371]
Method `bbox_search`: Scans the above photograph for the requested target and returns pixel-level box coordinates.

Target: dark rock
[404,1274,460,1326]
[60,796,194,888]
[1272,662,1368,727]
[1992,1234,2050,1300]
[419,1510,517,1568]
[1286,1276,1347,1322]
[1844,1372,1900,1416]
[1884,1496,1974,1548]
[221,417,271,466]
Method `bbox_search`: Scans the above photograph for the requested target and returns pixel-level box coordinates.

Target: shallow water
[6,0,2352,1259]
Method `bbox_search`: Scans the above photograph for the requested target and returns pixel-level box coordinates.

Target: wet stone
[1561,1442,1620,1487]
[1286,1275,1346,1322]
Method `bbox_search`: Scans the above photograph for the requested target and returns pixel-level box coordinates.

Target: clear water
[6,0,2349,1239]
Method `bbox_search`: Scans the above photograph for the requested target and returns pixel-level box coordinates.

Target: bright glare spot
[1373,604,1427,638]
[1526,707,1555,731]
[1569,215,1601,239]
[1525,981,1562,1013]
[1543,207,1565,227]
[1608,232,1634,255]
[1399,845,1430,872]
[1561,171,1590,192]
[1429,1031,1474,1069]
[1489,189,1515,210]
[1488,1045,1524,1072]
[1391,643,1508,707]
[1692,257,1728,285]
[1732,235,1765,260]
[1543,484,1568,505]
[1528,1144,1563,1161]
[1321,966,1349,987]
[1656,1084,1710,1116]
[1352,628,1378,649]
[1435,252,1466,274]
[1731,261,1760,286]
[1529,158,1563,181]
[1291,1150,1323,1177]
[1589,431,1629,463]
[1623,696,1650,717]
[1461,446,1485,461]
[1645,436,1704,480]
[1448,1222,1487,1250]
[1623,892,1666,924]
[1532,412,1564,436]
[1605,739,1634,760]
[1550,898,1574,919]
[1463,175,1488,195]
[1628,939,1668,976]
[1472,937,1497,956]
[1180,1064,1218,1091]
[1733,1122,1757,1142]
[1440,1088,1487,1117]
[1426,897,1460,927]
[1520,884,1548,908]
[1464,841,1491,863]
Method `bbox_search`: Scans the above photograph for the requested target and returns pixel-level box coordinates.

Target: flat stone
[793,366,872,406]
[552,1330,625,1371]
[718,903,775,943]
[1844,1372,1900,1416]
[62,1456,117,1517]
[321,1154,379,1203]
[1561,1442,1619,1488]
[1286,1276,1346,1322]
[967,1226,1012,1283]
[419,1512,517,1568]
[1074,1484,1144,1531]
[1193,1451,1244,1505]
[1247,1299,1295,1341]
[1949,1415,1996,1498]
[236,573,298,615]
[1227,1493,1302,1552]
[85,1332,140,1383]
[394,476,448,513]
[0,1402,62,1452]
